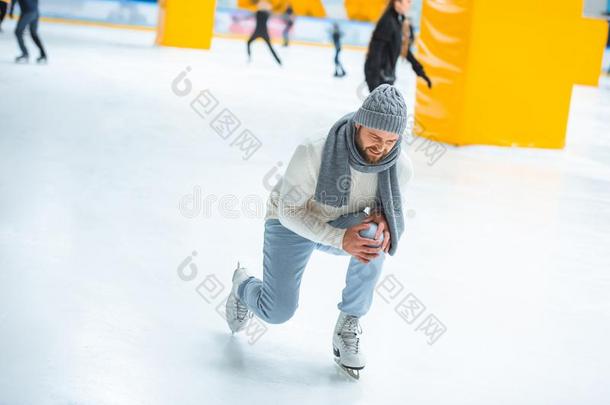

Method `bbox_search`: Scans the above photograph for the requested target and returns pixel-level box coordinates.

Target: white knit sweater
[264,135,414,250]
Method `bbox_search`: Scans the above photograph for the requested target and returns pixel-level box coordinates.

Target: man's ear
[355,123,361,131]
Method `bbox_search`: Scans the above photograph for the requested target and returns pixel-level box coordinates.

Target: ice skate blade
[332,346,364,369]
[333,357,362,380]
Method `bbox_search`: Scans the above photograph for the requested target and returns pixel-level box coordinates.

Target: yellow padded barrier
[414,0,608,148]
[237,0,326,17]
[344,0,387,22]
[156,0,216,50]
[290,0,326,17]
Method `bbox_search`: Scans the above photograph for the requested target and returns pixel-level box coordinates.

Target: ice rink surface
[1,20,609,405]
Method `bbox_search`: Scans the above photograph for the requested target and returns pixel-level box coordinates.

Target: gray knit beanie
[352,84,407,135]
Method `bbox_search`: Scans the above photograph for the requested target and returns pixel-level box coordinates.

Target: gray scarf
[314,112,404,256]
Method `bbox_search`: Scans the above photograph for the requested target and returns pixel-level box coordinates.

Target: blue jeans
[238,211,386,324]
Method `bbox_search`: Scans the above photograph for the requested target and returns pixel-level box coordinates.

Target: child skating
[330,21,346,77]
[225,84,413,379]
[281,3,294,47]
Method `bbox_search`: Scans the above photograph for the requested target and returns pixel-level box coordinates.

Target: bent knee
[262,306,296,325]
[359,222,384,243]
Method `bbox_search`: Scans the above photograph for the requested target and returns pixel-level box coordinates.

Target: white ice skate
[225,261,254,334]
[332,311,366,380]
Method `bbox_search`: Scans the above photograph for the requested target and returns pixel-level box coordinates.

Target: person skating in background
[400,16,431,88]
[364,0,430,92]
[281,3,294,47]
[0,0,11,32]
[246,0,282,65]
[11,0,47,63]
[330,22,346,77]
[225,85,413,379]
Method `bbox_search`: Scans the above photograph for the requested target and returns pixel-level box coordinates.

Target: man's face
[355,124,400,163]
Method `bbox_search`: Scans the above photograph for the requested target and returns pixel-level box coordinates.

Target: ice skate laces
[341,316,362,353]
[235,299,253,321]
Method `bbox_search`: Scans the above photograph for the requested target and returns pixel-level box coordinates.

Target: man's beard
[364,146,385,163]
[363,150,382,163]
[356,128,385,163]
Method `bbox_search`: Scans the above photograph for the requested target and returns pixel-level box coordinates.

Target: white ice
[1,20,609,405]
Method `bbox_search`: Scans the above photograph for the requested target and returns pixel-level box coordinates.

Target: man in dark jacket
[364,0,431,92]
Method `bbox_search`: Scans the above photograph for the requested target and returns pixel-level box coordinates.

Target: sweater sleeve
[276,143,347,250]
[397,151,414,207]
[406,49,426,78]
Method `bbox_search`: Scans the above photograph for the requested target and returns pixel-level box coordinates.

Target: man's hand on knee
[363,212,391,253]
[342,223,383,264]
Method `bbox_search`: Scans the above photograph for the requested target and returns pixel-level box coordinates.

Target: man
[364,0,431,91]
[225,84,413,378]
[246,0,282,66]
[11,0,47,63]
[0,0,11,32]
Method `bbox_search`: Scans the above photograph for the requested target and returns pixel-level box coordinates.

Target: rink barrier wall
[236,0,327,18]
[38,0,377,48]
[37,16,369,51]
